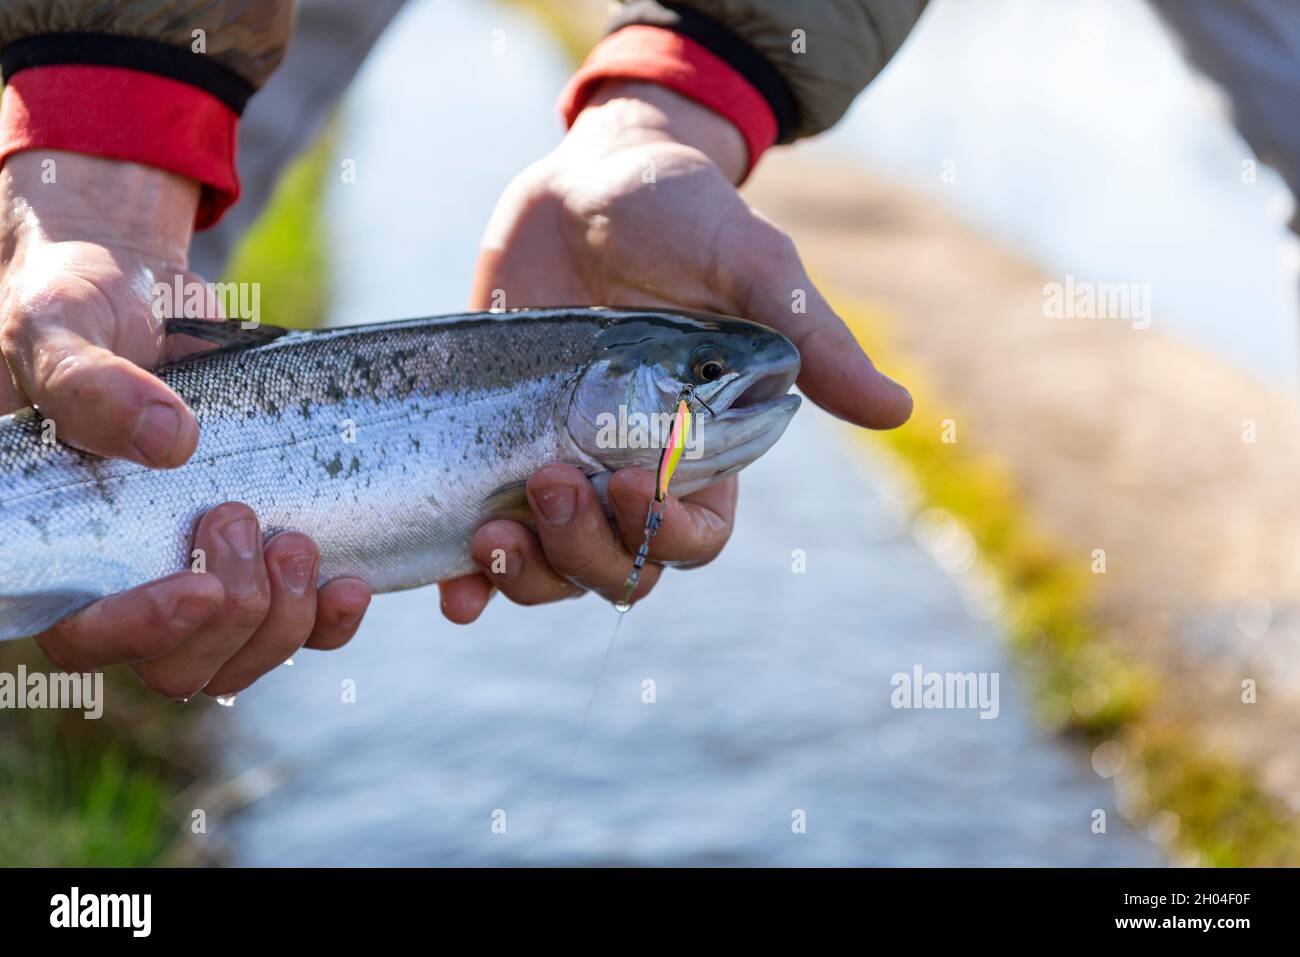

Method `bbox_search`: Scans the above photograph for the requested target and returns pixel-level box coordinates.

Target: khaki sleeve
[611,0,928,140]
[0,0,296,93]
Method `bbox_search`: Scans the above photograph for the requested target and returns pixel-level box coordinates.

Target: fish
[0,307,801,640]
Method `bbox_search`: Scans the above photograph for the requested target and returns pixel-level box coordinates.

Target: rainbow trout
[0,308,800,640]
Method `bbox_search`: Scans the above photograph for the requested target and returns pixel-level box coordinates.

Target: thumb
[1,293,199,468]
[736,223,912,430]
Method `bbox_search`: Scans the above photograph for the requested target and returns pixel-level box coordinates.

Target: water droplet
[613,601,632,614]
[215,694,237,708]
[284,658,294,667]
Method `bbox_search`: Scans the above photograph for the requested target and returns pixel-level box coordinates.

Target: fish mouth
[670,353,802,496]
[671,393,801,496]
[713,363,801,415]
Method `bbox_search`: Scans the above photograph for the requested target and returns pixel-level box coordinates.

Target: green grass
[1,697,174,865]
[223,123,337,330]
[0,642,186,866]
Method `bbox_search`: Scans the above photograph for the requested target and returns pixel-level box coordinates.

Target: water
[218,0,1162,865]
[814,0,1299,386]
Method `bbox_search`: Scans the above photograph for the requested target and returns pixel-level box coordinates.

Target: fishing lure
[616,385,711,611]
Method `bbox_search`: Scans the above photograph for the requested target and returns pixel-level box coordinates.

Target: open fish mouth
[672,360,802,495]
[713,363,802,415]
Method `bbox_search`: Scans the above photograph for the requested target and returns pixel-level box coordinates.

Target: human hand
[0,152,370,698]
[439,81,911,622]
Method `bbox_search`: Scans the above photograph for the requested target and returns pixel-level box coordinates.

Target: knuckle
[264,622,310,656]
[556,550,603,582]
[765,230,798,264]
[140,591,178,633]
[38,349,84,396]
[0,313,28,361]
[226,588,272,626]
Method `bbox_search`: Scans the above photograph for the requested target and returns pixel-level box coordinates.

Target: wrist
[1,151,198,265]
[569,80,748,184]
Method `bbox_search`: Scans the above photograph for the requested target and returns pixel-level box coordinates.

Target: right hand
[0,151,370,700]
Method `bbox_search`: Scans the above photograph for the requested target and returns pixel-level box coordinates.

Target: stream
[218,0,1165,866]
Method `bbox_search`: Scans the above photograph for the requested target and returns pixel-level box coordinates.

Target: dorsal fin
[165,318,293,355]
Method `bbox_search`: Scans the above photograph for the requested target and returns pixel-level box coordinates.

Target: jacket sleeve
[559,0,927,176]
[0,1,297,227]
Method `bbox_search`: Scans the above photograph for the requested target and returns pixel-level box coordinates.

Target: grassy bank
[0,133,336,867]
[834,294,1299,867]
[224,124,336,331]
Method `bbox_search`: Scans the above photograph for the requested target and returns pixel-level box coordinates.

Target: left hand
[438,81,911,622]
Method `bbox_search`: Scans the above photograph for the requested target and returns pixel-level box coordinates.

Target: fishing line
[542,386,707,848]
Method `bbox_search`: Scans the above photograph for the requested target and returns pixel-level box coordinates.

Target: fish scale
[0,307,801,640]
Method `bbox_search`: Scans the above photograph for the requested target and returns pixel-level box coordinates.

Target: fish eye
[694,357,726,382]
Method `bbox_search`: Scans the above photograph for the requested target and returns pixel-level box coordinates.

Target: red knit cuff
[0,65,239,229]
[558,25,778,180]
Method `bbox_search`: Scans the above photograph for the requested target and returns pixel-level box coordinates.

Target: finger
[736,218,912,429]
[133,503,270,700]
[202,532,319,697]
[303,577,371,650]
[34,572,224,672]
[525,463,663,604]
[606,469,737,568]
[470,519,584,606]
[438,574,495,624]
[0,319,198,466]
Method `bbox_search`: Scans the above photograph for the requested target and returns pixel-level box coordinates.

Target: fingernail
[534,484,576,526]
[130,402,181,465]
[338,609,364,631]
[279,551,317,595]
[171,594,218,629]
[218,516,259,560]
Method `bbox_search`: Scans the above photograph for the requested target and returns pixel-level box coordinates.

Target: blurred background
[4,0,1299,866]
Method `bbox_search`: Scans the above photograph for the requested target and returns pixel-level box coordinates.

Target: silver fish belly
[0,307,802,640]
[0,311,609,640]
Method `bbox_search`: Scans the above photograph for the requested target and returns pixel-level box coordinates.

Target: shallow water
[219,0,1162,866]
